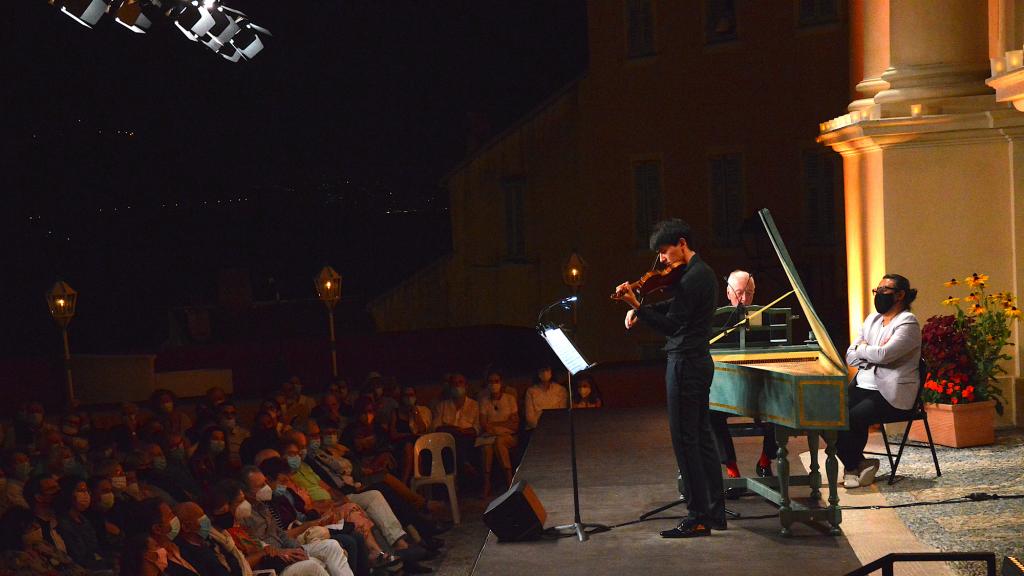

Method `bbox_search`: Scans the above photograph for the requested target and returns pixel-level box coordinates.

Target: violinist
[614,218,726,539]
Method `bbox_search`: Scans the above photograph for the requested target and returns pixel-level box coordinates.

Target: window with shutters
[633,160,663,248]
[802,150,839,245]
[710,153,743,247]
[503,179,526,260]
[626,0,655,58]
[705,0,737,44]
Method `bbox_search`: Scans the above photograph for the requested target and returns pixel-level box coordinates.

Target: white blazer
[845,310,921,411]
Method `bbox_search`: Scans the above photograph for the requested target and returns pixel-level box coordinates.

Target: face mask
[579,386,592,398]
[100,493,115,510]
[152,456,167,470]
[75,491,91,510]
[874,291,896,315]
[256,484,273,502]
[111,475,127,490]
[234,499,252,520]
[161,402,174,414]
[62,426,79,436]
[212,512,234,530]
[403,396,416,406]
[452,387,466,399]
[168,516,181,540]
[198,515,212,540]
[323,435,337,446]
[287,456,302,471]
[169,447,186,460]
[209,441,225,454]
[23,528,44,547]
[220,418,236,431]
[15,462,31,480]
[153,547,169,571]
[309,439,321,452]
[273,484,289,497]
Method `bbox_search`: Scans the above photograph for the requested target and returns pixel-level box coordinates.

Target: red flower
[951,397,959,404]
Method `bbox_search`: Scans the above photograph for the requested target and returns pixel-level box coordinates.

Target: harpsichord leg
[807,431,822,501]
[776,426,792,536]
[823,430,842,535]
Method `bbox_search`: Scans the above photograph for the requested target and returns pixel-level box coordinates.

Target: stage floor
[470,407,864,576]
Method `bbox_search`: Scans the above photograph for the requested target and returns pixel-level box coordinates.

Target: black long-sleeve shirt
[634,253,718,356]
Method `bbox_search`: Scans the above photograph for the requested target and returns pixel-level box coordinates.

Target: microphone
[537,295,579,325]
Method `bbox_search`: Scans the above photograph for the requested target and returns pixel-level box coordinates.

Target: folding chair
[865,358,942,484]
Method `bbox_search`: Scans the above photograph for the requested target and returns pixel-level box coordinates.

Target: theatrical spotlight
[230,16,270,60]
[173,0,215,41]
[114,0,154,33]
[53,0,113,29]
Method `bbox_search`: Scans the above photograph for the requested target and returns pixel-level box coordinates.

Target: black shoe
[403,561,434,574]
[725,486,746,500]
[756,462,773,478]
[659,517,711,538]
[395,546,427,563]
[431,521,452,535]
[421,537,445,551]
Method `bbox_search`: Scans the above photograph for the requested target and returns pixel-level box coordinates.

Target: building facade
[372,1,851,365]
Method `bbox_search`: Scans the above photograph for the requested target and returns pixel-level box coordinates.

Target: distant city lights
[46,0,270,62]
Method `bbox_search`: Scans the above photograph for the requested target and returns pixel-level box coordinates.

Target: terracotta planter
[909,399,995,448]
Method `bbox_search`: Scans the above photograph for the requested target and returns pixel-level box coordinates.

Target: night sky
[1,1,587,356]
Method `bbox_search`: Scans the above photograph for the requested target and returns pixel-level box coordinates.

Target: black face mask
[874,292,896,314]
[212,512,234,530]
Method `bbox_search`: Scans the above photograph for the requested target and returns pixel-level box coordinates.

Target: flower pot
[909,399,995,448]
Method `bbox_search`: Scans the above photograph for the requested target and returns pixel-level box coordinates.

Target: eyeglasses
[871,287,898,295]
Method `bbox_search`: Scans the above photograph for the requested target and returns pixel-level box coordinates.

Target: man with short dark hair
[616,218,725,538]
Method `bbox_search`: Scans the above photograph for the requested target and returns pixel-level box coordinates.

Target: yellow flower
[968,304,986,315]
[942,296,960,306]
[1006,306,1022,319]
[965,273,989,287]
[944,278,959,287]
[964,292,979,303]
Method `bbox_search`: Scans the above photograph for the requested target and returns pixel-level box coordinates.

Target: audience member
[524,366,569,433]
[282,377,317,427]
[311,393,349,433]
[216,403,250,469]
[571,373,603,409]
[84,475,124,558]
[14,402,47,450]
[240,411,281,465]
[124,497,200,576]
[431,374,480,478]
[24,474,67,554]
[3,451,32,509]
[478,369,519,497]
[0,506,91,576]
[189,426,232,488]
[56,475,114,571]
[342,400,397,478]
[111,402,143,453]
[174,501,236,576]
[149,390,193,438]
[390,386,432,484]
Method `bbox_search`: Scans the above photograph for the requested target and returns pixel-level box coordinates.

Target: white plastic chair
[410,432,461,525]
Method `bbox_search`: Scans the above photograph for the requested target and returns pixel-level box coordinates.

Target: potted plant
[912,273,1020,447]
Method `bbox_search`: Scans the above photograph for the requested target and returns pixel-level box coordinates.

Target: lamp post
[562,251,586,329]
[314,266,342,379]
[46,281,78,408]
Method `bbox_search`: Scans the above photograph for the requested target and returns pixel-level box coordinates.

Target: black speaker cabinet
[482,480,547,542]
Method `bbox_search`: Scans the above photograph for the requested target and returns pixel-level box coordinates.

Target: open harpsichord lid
[758,208,846,375]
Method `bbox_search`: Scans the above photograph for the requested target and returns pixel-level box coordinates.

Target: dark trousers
[709,410,778,465]
[330,530,368,576]
[667,354,725,523]
[836,384,914,470]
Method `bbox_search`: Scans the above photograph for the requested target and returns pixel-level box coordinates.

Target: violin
[610,260,685,300]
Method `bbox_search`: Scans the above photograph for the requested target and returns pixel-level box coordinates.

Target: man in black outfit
[615,219,726,538]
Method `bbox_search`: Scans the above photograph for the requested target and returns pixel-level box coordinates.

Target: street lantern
[563,251,586,290]
[314,266,342,378]
[46,281,78,408]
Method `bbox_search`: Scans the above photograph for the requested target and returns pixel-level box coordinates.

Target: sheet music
[542,326,590,375]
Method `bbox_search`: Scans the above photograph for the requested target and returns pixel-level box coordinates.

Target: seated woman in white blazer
[839,274,921,489]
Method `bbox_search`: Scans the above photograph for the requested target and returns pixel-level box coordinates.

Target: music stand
[537,323,609,542]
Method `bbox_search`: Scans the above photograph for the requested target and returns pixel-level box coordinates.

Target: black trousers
[836,384,914,470]
[709,410,778,465]
[666,353,725,523]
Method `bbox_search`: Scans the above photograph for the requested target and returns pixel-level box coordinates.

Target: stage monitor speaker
[1004,556,1023,576]
[483,480,547,542]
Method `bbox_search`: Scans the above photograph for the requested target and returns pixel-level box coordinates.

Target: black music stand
[537,323,609,542]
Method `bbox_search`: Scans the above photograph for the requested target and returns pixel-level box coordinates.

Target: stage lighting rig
[46,0,271,62]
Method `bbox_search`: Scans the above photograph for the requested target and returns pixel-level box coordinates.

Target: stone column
[874,0,990,106]
[849,0,890,111]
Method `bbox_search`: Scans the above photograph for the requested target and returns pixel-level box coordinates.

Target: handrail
[844,552,996,576]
